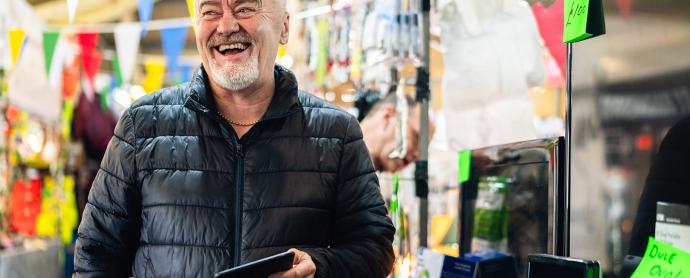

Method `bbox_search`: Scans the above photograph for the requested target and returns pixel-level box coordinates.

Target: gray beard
[208,53,259,91]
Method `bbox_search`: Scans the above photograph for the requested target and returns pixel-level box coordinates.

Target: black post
[415,0,432,249]
[563,43,573,256]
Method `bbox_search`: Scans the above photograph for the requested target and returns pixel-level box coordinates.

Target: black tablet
[527,254,601,278]
[214,250,295,278]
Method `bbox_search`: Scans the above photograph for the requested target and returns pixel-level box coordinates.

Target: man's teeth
[218,43,248,52]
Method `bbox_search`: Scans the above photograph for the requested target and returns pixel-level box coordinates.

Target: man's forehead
[197,0,266,7]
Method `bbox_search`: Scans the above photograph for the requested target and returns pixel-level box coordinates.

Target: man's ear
[381,105,396,126]
[280,13,290,45]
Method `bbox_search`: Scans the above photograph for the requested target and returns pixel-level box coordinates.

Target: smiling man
[72,0,395,277]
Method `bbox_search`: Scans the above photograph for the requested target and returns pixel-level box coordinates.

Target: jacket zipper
[233,143,244,267]
[184,96,299,268]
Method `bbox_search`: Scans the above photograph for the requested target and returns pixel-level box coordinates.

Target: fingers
[268,249,316,278]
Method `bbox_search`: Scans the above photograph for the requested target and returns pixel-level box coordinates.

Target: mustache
[208,32,253,47]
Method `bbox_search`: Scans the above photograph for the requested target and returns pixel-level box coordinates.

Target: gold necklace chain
[217,111,260,127]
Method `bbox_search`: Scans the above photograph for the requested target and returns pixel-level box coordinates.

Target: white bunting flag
[114,23,142,85]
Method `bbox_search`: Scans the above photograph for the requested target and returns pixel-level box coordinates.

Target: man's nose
[217,12,241,35]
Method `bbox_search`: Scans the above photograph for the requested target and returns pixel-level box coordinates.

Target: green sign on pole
[458,150,471,184]
[563,0,606,43]
[631,237,690,278]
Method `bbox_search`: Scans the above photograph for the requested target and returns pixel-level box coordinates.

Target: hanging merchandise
[328,8,352,84]
[438,0,544,151]
[73,92,116,161]
[472,176,511,252]
[388,79,410,160]
[36,177,59,238]
[35,175,78,245]
[114,23,142,85]
[8,28,26,68]
[315,19,329,87]
[42,31,60,76]
[160,26,189,82]
[9,175,42,236]
[138,0,155,36]
[59,175,78,244]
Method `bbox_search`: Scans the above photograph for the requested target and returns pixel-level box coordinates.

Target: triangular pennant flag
[78,33,98,54]
[42,31,60,75]
[143,59,166,93]
[138,0,155,36]
[532,0,566,78]
[112,56,123,87]
[160,26,188,82]
[67,0,79,23]
[179,63,192,84]
[114,23,141,84]
[78,33,100,91]
[186,0,197,33]
[82,50,102,92]
[9,28,26,68]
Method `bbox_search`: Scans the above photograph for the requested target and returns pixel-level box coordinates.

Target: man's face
[377,105,431,173]
[196,0,289,92]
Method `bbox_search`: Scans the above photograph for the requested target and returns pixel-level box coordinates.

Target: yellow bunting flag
[8,28,26,68]
[143,60,166,93]
[187,0,197,33]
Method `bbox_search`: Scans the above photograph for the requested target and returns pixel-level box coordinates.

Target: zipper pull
[236,144,244,159]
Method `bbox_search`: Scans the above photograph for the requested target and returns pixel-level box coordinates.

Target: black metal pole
[415,0,431,249]
[564,43,573,256]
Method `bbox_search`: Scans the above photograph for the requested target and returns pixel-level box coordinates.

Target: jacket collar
[184,64,300,121]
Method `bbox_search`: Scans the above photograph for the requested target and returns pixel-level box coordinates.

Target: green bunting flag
[42,31,60,75]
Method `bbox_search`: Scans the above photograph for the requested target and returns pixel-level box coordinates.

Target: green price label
[631,237,690,278]
[458,150,471,184]
[563,0,606,43]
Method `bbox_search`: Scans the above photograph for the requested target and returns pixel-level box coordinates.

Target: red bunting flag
[78,33,101,91]
[531,0,566,79]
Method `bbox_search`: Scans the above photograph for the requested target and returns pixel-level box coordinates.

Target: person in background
[359,93,435,173]
[630,116,690,256]
[73,0,395,277]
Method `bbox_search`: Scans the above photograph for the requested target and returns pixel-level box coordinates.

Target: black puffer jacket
[74,66,395,277]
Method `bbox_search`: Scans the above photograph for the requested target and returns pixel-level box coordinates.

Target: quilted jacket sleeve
[304,115,396,278]
[73,109,141,277]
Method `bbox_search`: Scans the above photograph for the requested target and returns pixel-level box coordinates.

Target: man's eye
[236,7,256,14]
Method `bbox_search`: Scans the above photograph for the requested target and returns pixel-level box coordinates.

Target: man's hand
[267,248,316,278]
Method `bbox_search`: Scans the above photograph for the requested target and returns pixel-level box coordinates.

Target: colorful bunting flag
[9,28,26,68]
[114,23,141,85]
[160,26,188,82]
[532,0,566,78]
[112,56,123,87]
[187,0,197,33]
[179,63,193,84]
[78,33,101,92]
[67,0,79,23]
[42,31,60,75]
[143,59,166,93]
[138,0,155,36]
